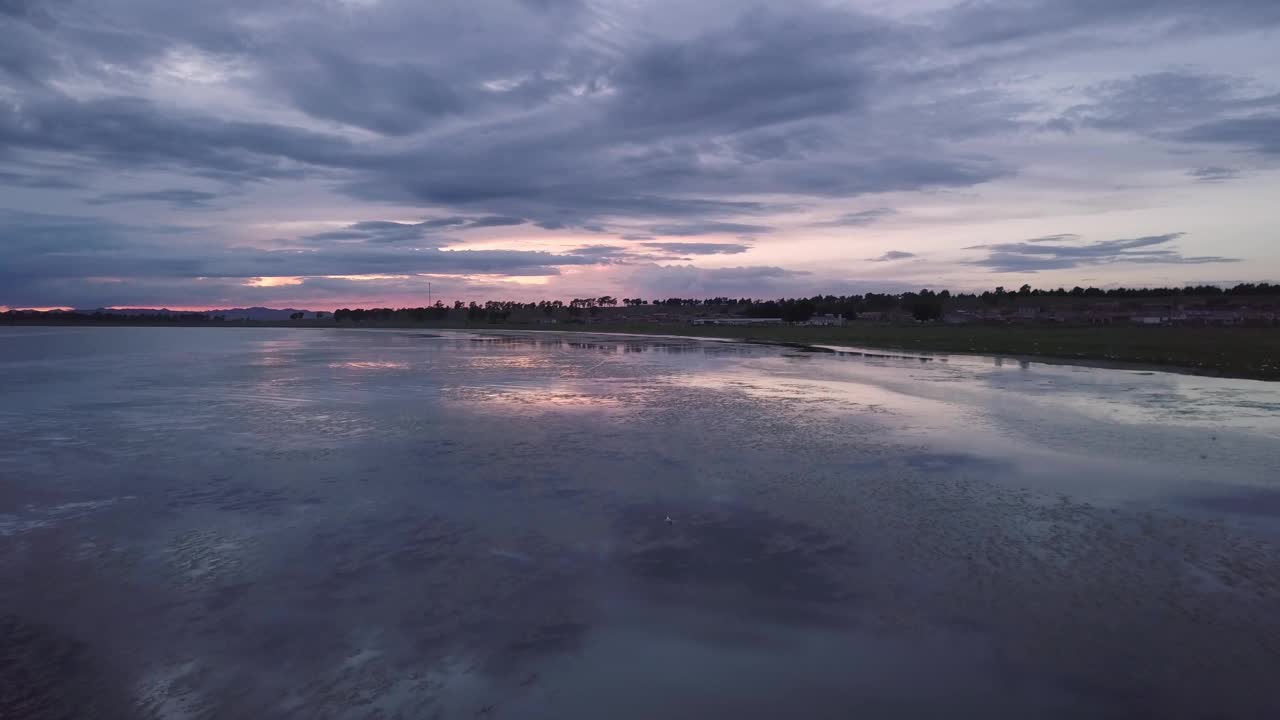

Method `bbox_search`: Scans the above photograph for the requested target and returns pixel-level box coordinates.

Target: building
[804,314,846,327]
[690,317,784,326]
[1183,308,1244,325]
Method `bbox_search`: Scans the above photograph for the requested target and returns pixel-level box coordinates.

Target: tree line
[4,282,1276,326]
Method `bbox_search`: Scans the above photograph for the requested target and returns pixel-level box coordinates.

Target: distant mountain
[209,307,315,321]
[76,307,314,321]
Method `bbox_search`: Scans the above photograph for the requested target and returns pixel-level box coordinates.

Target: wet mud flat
[2,327,1279,718]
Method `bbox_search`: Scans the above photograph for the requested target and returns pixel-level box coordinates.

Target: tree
[780,300,816,323]
[908,299,943,322]
[289,311,304,320]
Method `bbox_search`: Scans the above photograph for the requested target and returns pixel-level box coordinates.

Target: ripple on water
[2,328,1279,719]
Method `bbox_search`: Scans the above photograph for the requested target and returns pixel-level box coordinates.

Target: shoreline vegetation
[3,316,1277,381]
[547,323,1280,380]
[5,283,1278,380]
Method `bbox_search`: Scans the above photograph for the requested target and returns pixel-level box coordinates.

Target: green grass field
[484,322,1280,380]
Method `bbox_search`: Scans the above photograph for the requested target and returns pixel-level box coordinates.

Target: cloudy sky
[2,0,1278,310]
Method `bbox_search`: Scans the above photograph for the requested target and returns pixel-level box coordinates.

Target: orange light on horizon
[0,306,74,312]
[105,305,227,312]
[323,274,410,281]
[493,276,550,286]
[247,275,413,286]
[245,276,304,287]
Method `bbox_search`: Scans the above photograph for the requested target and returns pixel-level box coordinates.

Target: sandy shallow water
[2,326,1278,719]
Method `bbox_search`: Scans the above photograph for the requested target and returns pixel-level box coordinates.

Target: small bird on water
[664,515,673,524]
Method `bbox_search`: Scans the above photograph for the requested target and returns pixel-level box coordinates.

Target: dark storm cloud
[968,233,1239,272]
[2,0,1277,307]
[556,242,751,264]
[515,0,583,12]
[941,0,1280,47]
[301,221,433,246]
[0,211,148,256]
[2,1,1013,223]
[0,94,363,181]
[1054,72,1280,149]
[247,0,597,137]
[560,244,682,264]
[0,22,57,88]
[566,245,629,259]
[296,216,531,249]
[648,222,773,237]
[1075,73,1276,126]
[1179,117,1280,155]
[1059,73,1246,132]
[868,251,916,262]
[0,211,604,307]
[1025,234,1081,243]
[303,230,370,242]
[464,216,527,229]
[274,51,468,137]
[419,216,469,229]
[333,138,808,223]
[0,170,81,189]
[812,208,896,228]
[625,264,814,297]
[86,189,221,208]
[1,238,591,286]
[1189,166,1241,182]
[641,242,752,256]
[764,154,1007,198]
[0,0,46,19]
[603,9,879,137]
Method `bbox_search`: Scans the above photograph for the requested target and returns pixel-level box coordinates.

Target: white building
[804,314,846,327]
[691,317,784,326]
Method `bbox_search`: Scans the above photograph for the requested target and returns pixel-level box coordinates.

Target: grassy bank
[480,322,1280,380]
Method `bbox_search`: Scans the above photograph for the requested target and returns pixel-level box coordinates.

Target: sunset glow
[246,277,305,288]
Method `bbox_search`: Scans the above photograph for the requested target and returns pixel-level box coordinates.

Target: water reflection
[328,361,410,371]
[469,334,743,356]
[1,327,1278,719]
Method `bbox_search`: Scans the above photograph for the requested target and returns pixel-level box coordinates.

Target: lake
[2,326,1278,719]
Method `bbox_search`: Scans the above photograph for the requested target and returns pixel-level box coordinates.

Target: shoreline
[4,321,1276,382]
[468,327,1245,381]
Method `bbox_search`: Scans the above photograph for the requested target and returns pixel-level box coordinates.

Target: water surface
[2,327,1278,719]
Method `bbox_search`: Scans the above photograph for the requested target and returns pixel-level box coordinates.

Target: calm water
[2,327,1279,719]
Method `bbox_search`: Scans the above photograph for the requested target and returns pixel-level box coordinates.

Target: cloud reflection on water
[2,327,1279,718]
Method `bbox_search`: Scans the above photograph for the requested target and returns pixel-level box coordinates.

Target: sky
[2,0,1278,311]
